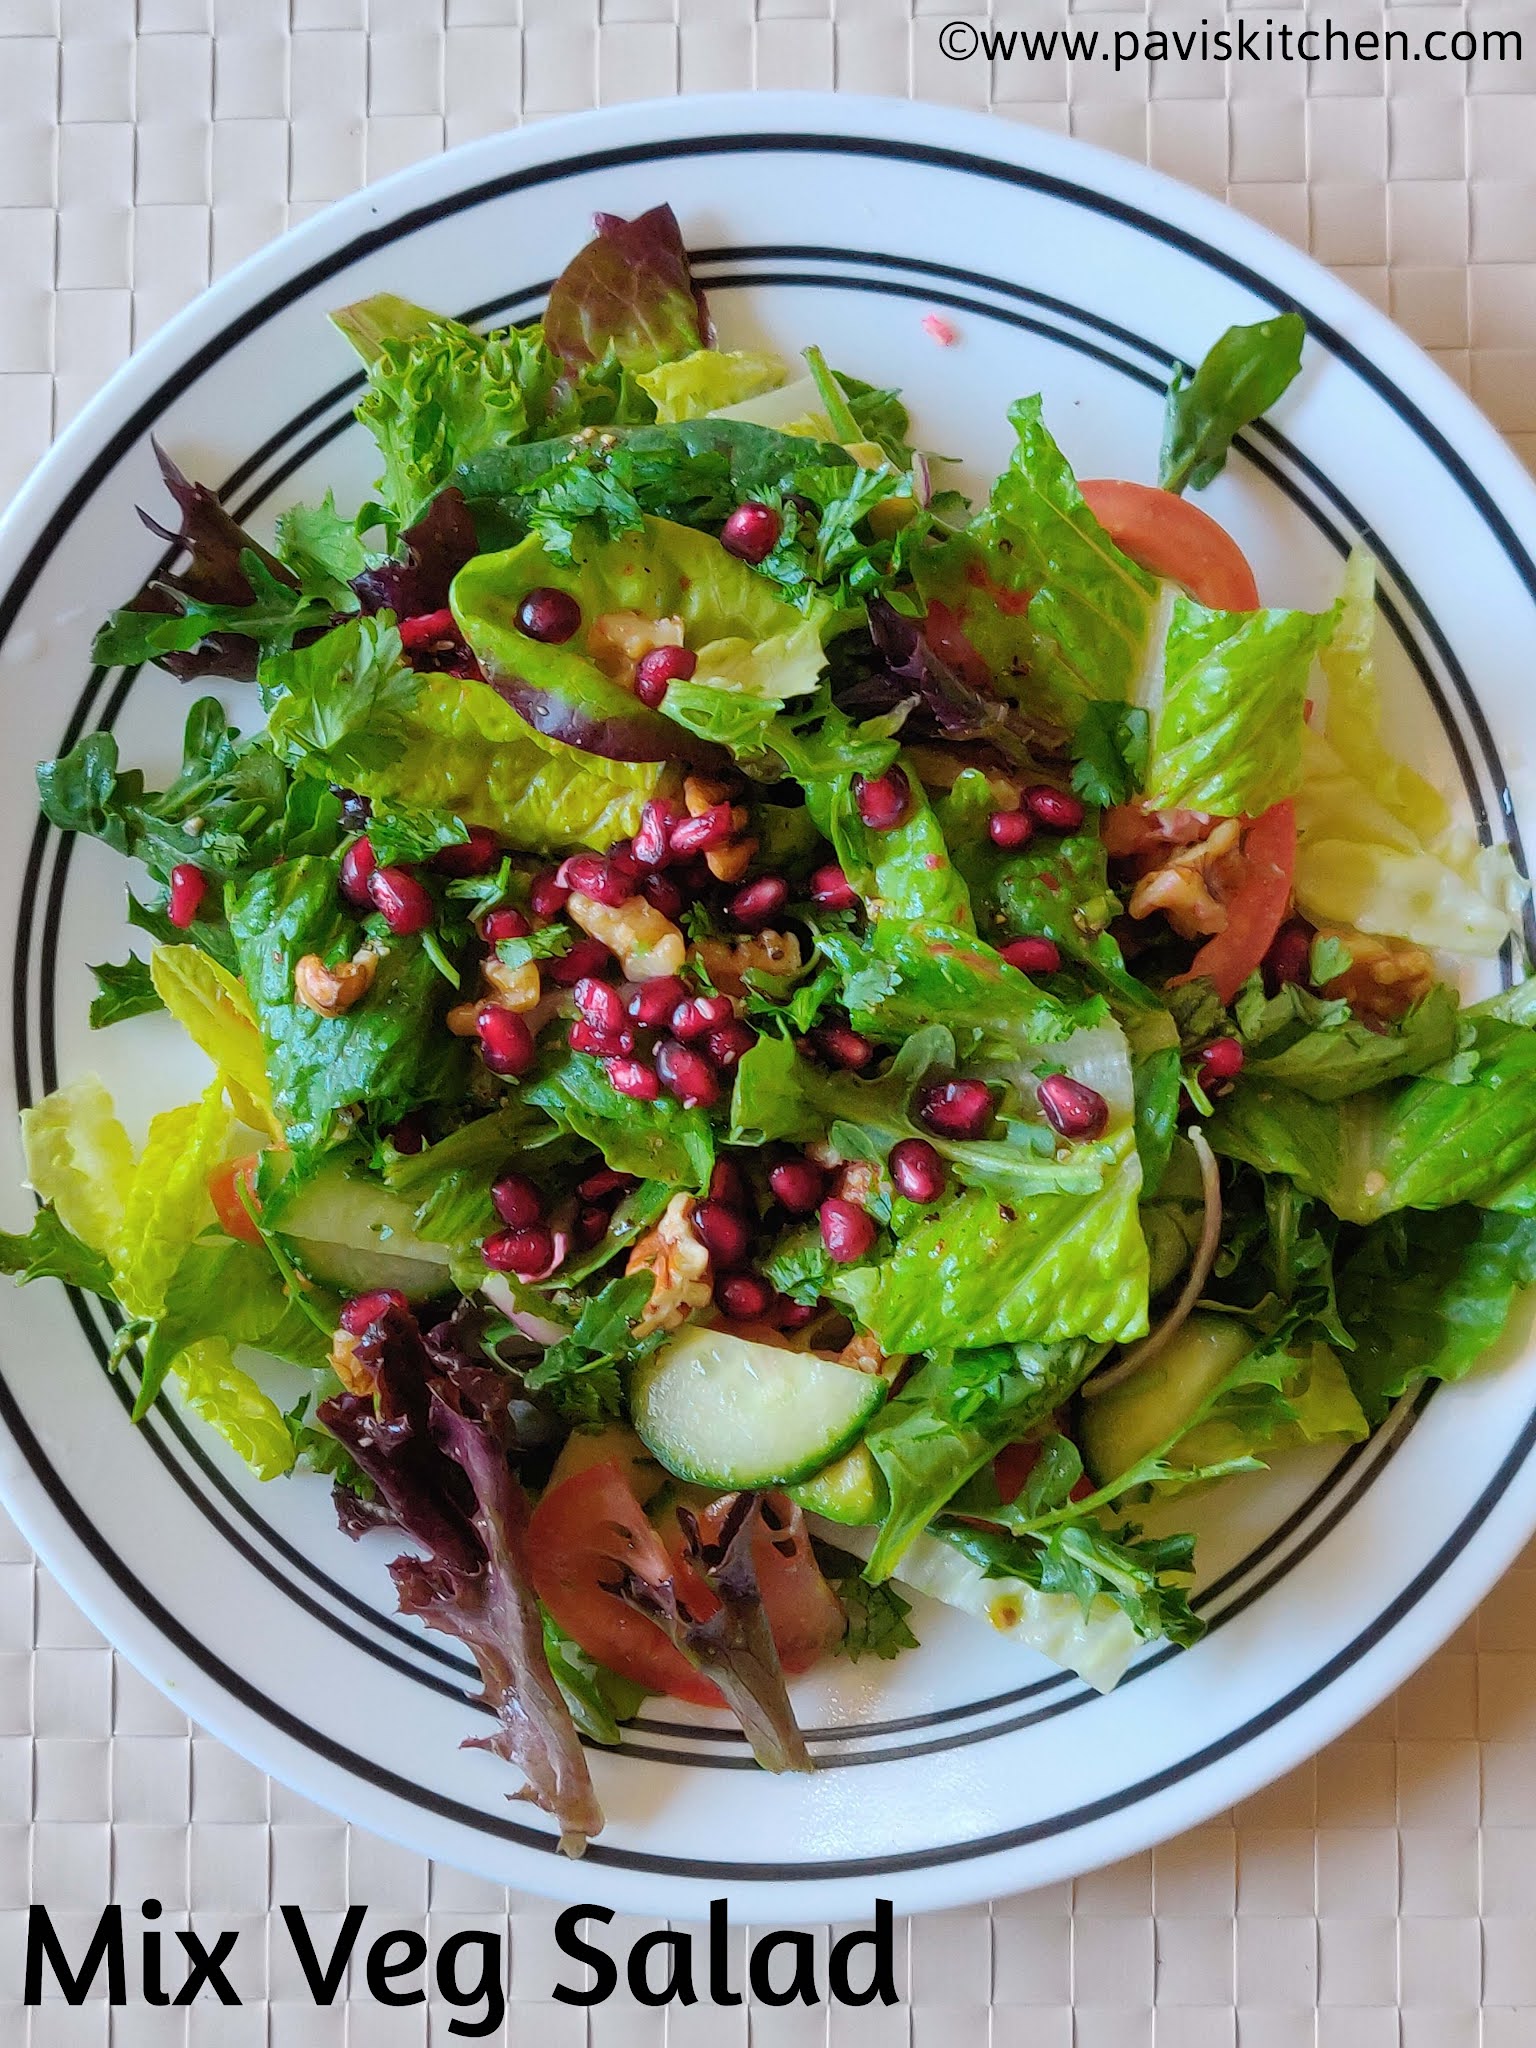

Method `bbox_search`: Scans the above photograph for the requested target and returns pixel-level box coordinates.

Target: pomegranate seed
[1001,936,1062,976]
[515,586,581,644]
[339,1287,408,1335]
[335,787,372,830]
[670,804,737,856]
[1264,919,1314,995]
[655,1039,721,1109]
[989,808,1035,850]
[776,1298,817,1331]
[634,644,697,708]
[709,1159,748,1208]
[633,799,681,869]
[577,1168,636,1204]
[397,607,458,651]
[388,1114,426,1155]
[641,872,685,919]
[720,501,782,564]
[810,863,858,911]
[545,937,612,987]
[672,993,735,1041]
[812,1024,875,1071]
[367,864,434,936]
[625,975,689,1028]
[769,1156,824,1215]
[557,853,634,908]
[916,1078,996,1140]
[530,870,570,919]
[729,876,789,929]
[477,1005,536,1077]
[481,907,529,944]
[1023,784,1086,834]
[569,1018,635,1058]
[608,840,643,881]
[820,1197,877,1264]
[483,1224,556,1277]
[706,1019,757,1070]
[606,1057,659,1101]
[491,1172,542,1229]
[1037,1072,1110,1140]
[431,826,499,877]
[853,767,910,832]
[167,863,207,928]
[694,1199,752,1268]
[575,976,625,1033]
[717,1271,775,1322]
[1199,1037,1245,1086]
[576,1205,609,1249]
[338,838,377,909]
[889,1137,947,1204]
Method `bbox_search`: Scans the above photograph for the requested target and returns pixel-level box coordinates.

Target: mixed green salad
[11,204,1536,1854]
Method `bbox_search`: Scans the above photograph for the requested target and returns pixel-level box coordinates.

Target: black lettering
[1297,29,1319,60]
[366,1930,427,2006]
[25,1905,125,2006]
[829,1901,898,2007]
[1237,19,1259,58]
[1484,29,1522,59]
[172,1929,240,2006]
[1213,28,1232,58]
[628,1930,697,2007]
[1172,28,1199,59]
[748,1931,817,2007]
[280,1904,367,2004]
[1113,26,1138,69]
[708,1899,742,2007]
[553,1905,618,2006]
[978,29,1018,59]
[1359,29,1383,58]
[142,1900,168,2008]
[437,1930,506,2039]
[1145,29,1169,61]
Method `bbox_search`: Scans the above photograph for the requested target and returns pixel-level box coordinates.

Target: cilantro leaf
[88,955,164,1030]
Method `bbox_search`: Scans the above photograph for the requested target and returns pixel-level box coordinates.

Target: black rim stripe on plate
[27,259,1450,1758]
[0,130,1531,1875]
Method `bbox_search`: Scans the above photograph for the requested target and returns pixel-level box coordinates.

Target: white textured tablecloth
[3,3,1536,2040]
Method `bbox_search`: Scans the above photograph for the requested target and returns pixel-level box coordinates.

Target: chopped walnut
[1317,925,1436,1024]
[586,609,684,686]
[328,1329,371,1396]
[683,774,756,881]
[625,1192,713,1337]
[830,1159,881,1207]
[837,1329,902,1377]
[482,955,542,1011]
[694,930,803,996]
[294,947,378,1017]
[567,890,686,982]
[1127,816,1246,940]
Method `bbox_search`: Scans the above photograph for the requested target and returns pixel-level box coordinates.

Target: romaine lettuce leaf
[827,917,1087,1054]
[636,348,786,422]
[801,754,973,929]
[173,1340,299,1482]
[1209,1015,1536,1222]
[113,1082,231,1318]
[1237,975,1461,1101]
[1142,595,1336,817]
[230,856,472,1161]
[20,1075,134,1256]
[526,1050,715,1191]
[863,1340,1094,1580]
[149,944,280,1139]
[1335,1205,1536,1423]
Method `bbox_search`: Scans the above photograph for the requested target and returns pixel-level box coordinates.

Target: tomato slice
[208,1154,263,1246]
[1171,799,1297,1004]
[526,1463,844,1704]
[992,1439,1041,1506]
[527,1461,719,1705]
[1079,479,1260,611]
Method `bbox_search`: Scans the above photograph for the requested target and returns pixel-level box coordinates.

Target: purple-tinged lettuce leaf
[352,487,480,624]
[543,205,708,376]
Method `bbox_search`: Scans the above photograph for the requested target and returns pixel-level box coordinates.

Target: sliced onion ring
[1081,1128,1222,1401]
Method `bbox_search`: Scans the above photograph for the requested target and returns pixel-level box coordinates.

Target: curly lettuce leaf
[230,855,471,1160]
[1143,595,1336,817]
[0,1206,115,1295]
[88,956,163,1030]
[1336,1206,1536,1424]
[636,348,786,422]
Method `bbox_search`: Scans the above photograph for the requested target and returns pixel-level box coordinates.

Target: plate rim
[3,90,1535,1920]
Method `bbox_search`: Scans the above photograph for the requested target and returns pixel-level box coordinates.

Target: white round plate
[2,94,1535,1923]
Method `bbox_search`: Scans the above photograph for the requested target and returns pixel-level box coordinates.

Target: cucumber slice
[276,1162,451,1303]
[788,1442,887,1526]
[631,1328,887,1490]
[1078,1312,1253,1486]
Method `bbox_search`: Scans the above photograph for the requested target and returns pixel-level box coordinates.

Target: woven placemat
[3,3,1535,2038]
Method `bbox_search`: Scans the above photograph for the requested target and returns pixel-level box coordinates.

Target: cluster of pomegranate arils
[480,1165,634,1281]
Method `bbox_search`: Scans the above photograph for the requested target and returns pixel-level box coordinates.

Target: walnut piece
[294,948,377,1017]
[1317,925,1436,1023]
[587,609,684,685]
[1127,816,1245,940]
[567,890,686,981]
[625,1192,713,1337]
[693,930,803,996]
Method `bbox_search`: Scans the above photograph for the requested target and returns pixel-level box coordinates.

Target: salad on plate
[10,205,1536,1854]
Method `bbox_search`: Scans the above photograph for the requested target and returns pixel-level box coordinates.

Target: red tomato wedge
[208,1154,263,1246]
[1079,479,1261,611]
[1172,799,1298,1004]
[526,1462,843,1705]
